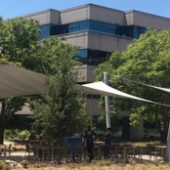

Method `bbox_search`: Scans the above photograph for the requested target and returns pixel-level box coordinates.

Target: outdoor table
[155,145,166,159]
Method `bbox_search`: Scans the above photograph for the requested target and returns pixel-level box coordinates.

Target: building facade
[24,4,170,116]
[24,4,170,67]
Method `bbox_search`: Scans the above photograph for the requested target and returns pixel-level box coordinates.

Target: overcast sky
[1,0,170,19]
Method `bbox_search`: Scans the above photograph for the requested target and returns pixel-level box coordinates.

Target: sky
[1,0,170,20]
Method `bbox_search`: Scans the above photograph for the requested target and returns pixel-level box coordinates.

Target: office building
[24,4,170,117]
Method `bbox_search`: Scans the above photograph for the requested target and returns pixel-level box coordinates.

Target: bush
[0,161,11,170]
[0,161,4,170]
[18,131,30,140]
[4,129,30,141]
[2,164,11,170]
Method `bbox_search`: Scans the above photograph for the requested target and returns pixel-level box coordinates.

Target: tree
[0,17,40,144]
[0,17,88,144]
[97,29,170,141]
[31,37,88,144]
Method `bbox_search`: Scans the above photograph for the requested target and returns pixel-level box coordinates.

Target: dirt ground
[15,163,170,170]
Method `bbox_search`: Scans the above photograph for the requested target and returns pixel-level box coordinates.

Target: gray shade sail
[0,64,46,99]
[80,81,170,107]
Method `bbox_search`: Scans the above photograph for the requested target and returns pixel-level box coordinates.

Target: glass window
[39,21,146,39]
[89,20,101,31]
[88,49,111,65]
[74,49,111,65]
[75,49,88,64]
[117,25,146,38]
[79,20,89,30]
[69,22,80,32]
[39,24,51,39]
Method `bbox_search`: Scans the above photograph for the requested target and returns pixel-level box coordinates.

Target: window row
[39,20,146,39]
[76,49,111,65]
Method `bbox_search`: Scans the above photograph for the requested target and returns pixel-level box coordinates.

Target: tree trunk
[122,117,130,140]
[160,113,170,143]
[0,125,5,144]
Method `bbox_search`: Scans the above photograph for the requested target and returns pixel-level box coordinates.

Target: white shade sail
[0,64,46,99]
[81,81,170,107]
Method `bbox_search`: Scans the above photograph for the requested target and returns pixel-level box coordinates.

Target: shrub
[2,164,11,170]
[18,130,30,140]
[4,129,30,141]
[0,161,4,170]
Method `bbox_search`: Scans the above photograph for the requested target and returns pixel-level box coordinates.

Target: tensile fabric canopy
[0,63,46,99]
[80,81,170,107]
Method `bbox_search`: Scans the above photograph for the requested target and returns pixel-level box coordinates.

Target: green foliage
[17,130,30,140]
[0,161,4,170]
[4,129,30,141]
[0,17,40,144]
[30,37,88,144]
[0,17,87,145]
[97,29,170,141]
[22,36,79,74]
[0,17,39,63]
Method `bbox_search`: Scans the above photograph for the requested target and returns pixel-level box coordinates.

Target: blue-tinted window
[88,49,111,65]
[39,21,146,39]
[79,20,89,30]
[39,24,60,38]
[89,20,116,34]
[39,24,51,39]
[75,49,111,65]
[117,25,146,39]
[76,49,88,64]
[89,20,101,31]
[69,22,80,32]
[53,20,117,35]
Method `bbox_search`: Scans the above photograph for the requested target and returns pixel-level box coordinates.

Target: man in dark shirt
[104,128,112,159]
[84,126,95,161]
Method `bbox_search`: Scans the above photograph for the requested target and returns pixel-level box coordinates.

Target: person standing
[104,128,112,159]
[84,126,95,161]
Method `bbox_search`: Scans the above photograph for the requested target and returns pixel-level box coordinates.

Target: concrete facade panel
[26,12,51,25]
[87,98,103,116]
[60,6,90,24]
[90,5,125,25]
[87,32,132,52]
[60,32,88,48]
[50,10,61,24]
[127,11,170,29]
[125,13,134,25]
[74,65,96,83]
[25,10,60,25]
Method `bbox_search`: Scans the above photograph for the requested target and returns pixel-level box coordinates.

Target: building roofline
[61,3,125,14]
[126,10,170,20]
[23,9,59,18]
[22,4,170,21]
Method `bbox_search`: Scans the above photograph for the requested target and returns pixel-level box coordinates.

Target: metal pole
[103,72,111,129]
